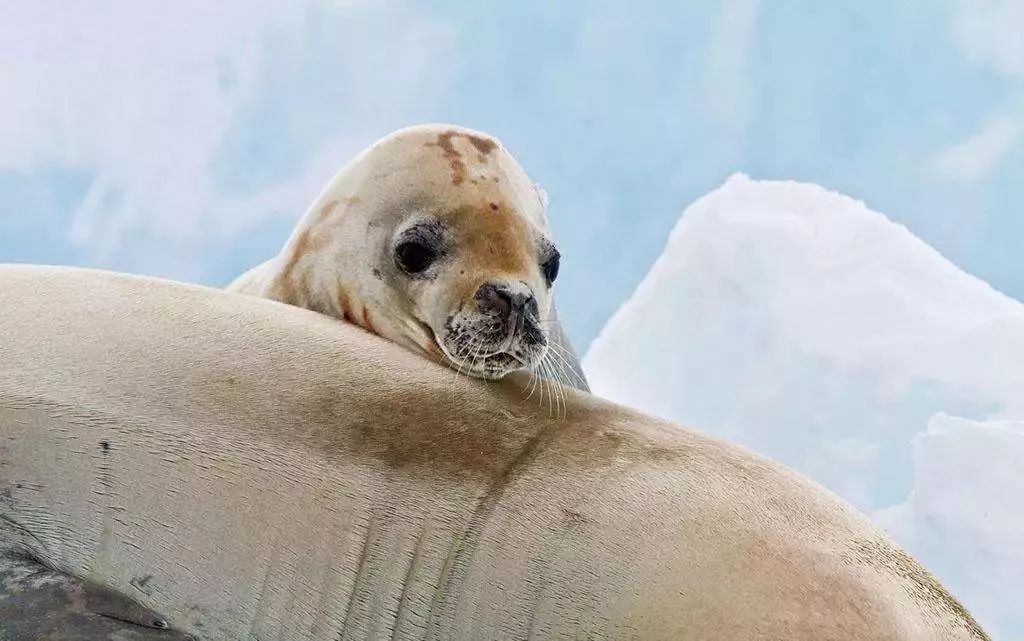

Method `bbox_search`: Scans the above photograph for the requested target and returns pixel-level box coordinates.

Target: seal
[0,264,989,641]
[228,124,588,391]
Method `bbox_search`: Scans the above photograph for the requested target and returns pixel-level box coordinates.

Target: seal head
[238,124,567,381]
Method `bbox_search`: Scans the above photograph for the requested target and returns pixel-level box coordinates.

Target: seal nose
[474,281,538,326]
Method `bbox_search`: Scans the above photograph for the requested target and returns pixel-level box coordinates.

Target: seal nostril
[475,283,539,329]
[523,293,539,320]
[475,283,513,321]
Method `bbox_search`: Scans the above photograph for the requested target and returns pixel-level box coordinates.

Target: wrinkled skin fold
[0,265,987,641]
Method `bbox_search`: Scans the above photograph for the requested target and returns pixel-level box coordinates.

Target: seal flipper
[0,552,193,640]
[534,300,590,392]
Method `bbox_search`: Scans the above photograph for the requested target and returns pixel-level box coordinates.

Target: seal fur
[0,265,988,640]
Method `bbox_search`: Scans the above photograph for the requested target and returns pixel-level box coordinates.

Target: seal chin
[433,330,546,380]
[463,350,531,379]
[446,350,532,380]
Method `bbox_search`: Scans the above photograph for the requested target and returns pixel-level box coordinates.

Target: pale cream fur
[228,124,582,384]
[0,265,988,640]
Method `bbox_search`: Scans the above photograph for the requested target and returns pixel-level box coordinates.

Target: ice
[877,414,1024,638]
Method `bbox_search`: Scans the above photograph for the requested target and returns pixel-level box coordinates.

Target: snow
[583,173,1024,636]
[877,414,1024,639]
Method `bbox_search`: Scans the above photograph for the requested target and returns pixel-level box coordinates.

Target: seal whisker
[547,358,567,420]
[539,361,556,418]
[550,348,588,396]
[544,344,588,390]
[519,372,535,401]
[535,364,550,412]
[540,356,566,420]
[535,359,552,417]
[523,365,542,404]
[450,335,483,406]
[542,360,560,419]
[542,352,573,420]
[448,338,468,405]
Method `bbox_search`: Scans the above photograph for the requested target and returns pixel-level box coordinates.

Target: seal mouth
[448,349,529,380]
[452,339,540,378]
[435,325,539,379]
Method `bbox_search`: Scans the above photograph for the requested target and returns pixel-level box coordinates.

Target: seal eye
[541,250,560,286]
[396,240,437,274]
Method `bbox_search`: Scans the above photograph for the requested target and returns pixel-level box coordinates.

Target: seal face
[388,203,559,378]
[228,124,572,381]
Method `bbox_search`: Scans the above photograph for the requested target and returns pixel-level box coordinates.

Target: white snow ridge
[583,173,1024,637]
[877,415,1024,639]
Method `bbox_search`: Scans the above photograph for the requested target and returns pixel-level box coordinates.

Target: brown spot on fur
[361,306,376,335]
[315,199,339,224]
[271,228,314,306]
[290,384,522,478]
[270,200,345,308]
[338,291,354,323]
[427,131,466,186]
[280,230,310,283]
[464,133,497,155]
[426,130,498,186]
[489,202,499,211]
[280,370,690,482]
